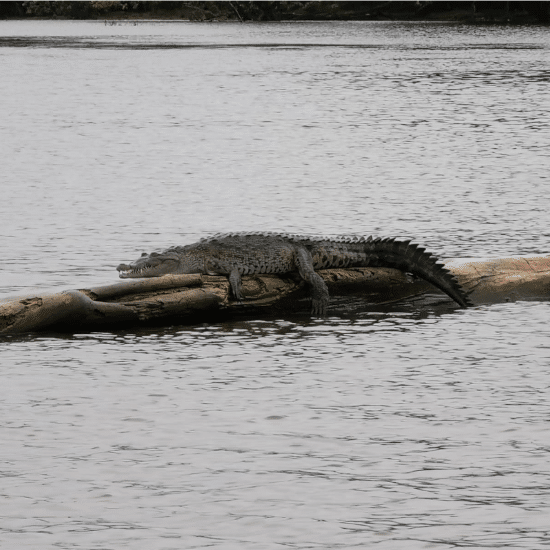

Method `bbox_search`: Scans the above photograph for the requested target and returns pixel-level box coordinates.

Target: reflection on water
[2,303,550,548]
[1,20,550,550]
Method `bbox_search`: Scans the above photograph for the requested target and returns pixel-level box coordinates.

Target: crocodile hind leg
[295,247,330,316]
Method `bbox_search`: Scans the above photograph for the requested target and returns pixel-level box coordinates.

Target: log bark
[1,255,549,334]
[445,255,550,304]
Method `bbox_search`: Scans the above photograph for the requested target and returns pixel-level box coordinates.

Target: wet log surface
[1,255,550,334]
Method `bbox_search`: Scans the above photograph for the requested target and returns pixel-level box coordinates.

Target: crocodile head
[117,248,185,279]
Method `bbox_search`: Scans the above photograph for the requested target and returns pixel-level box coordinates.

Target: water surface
[1,20,549,549]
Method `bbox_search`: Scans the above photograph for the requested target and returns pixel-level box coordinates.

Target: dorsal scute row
[199,232,379,246]
[201,231,291,244]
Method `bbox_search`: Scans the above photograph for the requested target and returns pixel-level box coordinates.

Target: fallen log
[445,255,550,304]
[1,255,549,334]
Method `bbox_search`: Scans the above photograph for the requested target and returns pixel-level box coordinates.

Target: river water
[1,20,550,549]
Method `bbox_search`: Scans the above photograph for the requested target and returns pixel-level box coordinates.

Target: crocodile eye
[141,253,147,257]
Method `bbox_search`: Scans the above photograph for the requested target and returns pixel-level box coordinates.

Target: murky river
[1,20,549,549]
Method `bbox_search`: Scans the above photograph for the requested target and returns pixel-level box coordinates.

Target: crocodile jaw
[116,257,180,278]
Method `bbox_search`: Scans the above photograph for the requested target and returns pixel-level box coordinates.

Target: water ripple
[1,20,550,550]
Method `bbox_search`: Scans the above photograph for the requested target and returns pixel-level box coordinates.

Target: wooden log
[80,273,202,300]
[0,275,211,334]
[446,255,550,304]
[1,255,549,334]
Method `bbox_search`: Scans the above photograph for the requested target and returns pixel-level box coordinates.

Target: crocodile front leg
[228,267,243,301]
[295,247,330,316]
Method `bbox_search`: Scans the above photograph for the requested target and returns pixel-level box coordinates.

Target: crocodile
[116,232,472,315]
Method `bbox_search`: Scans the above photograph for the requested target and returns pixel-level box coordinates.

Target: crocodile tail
[363,237,473,308]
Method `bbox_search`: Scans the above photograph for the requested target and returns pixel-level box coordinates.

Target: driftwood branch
[2,255,550,335]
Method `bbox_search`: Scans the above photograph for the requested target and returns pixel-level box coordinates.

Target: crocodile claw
[311,297,329,317]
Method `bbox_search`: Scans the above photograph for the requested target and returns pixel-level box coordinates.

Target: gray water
[1,20,550,549]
